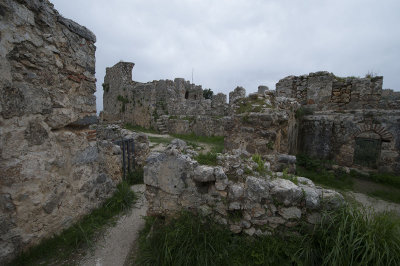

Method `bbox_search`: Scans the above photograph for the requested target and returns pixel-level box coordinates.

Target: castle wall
[102,62,229,132]
[0,1,122,263]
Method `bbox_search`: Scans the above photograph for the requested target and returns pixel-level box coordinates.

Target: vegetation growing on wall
[102,83,109,93]
[236,98,269,114]
[203,88,213,100]
[117,95,130,112]
[295,107,313,120]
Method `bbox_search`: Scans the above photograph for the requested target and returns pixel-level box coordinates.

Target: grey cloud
[52,0,400,113]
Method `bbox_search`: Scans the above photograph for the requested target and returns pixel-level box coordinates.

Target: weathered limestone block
[229,86,246,104]
[194,165,215,182]
[269,179,303,206]
[144,152,195,195]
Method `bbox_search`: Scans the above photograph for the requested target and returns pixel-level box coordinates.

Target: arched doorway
[353,131,382,169]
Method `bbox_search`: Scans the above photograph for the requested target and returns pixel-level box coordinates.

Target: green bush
[102,83,109,93]
[203,88,213,100]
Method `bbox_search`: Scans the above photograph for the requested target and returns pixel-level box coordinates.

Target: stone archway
[336,124,393,169]
[352,124,393,169]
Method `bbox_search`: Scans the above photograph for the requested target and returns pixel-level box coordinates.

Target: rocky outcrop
[0,1,121,263]
[144,141,344,235]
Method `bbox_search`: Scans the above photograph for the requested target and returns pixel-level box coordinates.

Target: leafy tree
[203,88,213,100]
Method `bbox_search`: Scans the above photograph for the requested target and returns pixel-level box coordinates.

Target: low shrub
[252,154,266,174]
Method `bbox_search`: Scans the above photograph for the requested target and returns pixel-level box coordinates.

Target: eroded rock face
[144,141,344,235]
[0,1,121,263]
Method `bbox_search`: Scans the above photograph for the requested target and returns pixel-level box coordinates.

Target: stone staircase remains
[156,116,169,134]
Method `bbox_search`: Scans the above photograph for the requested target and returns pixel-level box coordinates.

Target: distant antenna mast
[191,68,194,86]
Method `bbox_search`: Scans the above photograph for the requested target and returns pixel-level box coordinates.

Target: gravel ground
[78,185,147,266]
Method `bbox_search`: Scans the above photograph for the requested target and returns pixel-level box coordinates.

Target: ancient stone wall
[224,91,300,160]
[277,72,400,173]
[276,71,387,111]
[144,142,343,235]
[102,62,230,132]
[298,110,400,173]
[0,1,121,263]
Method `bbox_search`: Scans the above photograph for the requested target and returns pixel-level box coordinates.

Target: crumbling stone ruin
[276,72,400,173]
[1,0,399,263]
[0,1,144,263]
[144,141,343,235]
[103,64,400,174]
[102,62,230,136]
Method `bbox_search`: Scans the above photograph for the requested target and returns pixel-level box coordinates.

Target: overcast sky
[51,0,400,112]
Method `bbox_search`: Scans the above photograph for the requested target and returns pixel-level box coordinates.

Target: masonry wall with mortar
[102,62,231,136]
[276,72,400,173]
[144,144,344,235]
[0,1,122,263]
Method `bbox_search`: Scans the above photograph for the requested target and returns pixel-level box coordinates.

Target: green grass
[195,152,218,166]
[367,190,400,204]
[252,154,266,174]
[367,172,400,189]
[296,154,354,190]
[124,123,158,134]
[296,166,354,190]
[148,136,172,145]
[136,207,400,266]
[296,154,400,202]
[171,133,224,153]
[236,98,267,114]
[126,168,144,185]
[10,181,136,266]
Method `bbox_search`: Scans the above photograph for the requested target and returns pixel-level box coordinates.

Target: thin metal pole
[122,140,126,179]
[132,140,135,169]
[127,139,131,174]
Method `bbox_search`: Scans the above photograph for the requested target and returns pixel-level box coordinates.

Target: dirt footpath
[347,191,400,215]
[79,185,147,266]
